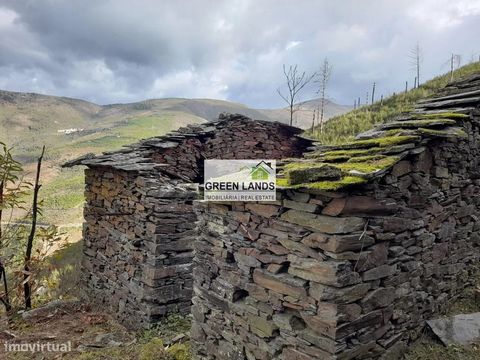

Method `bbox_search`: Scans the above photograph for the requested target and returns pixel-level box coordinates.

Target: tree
[0,143,29,311]
[0,144,65,311]
[277,64,316,126]
[449,54,462,81]
[24,146,45,309]
[315,58,332,133]
[409,42,423,88]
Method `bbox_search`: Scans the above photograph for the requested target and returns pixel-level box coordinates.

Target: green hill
[0,90,349,239]
[307,62,480,144]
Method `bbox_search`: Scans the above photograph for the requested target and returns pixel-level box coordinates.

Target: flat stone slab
[427,313,480,346]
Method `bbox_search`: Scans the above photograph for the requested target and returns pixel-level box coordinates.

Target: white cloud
[285,41,301,51]
[408,0,480,31]
[151,69,229,100]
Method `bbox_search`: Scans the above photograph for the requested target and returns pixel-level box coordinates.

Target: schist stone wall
[191,109,480,359]
[83,170,198,327]
[76,114,311,329]
[70,75,480,359]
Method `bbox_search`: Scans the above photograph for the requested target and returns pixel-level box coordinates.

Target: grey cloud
[0,0,479,106]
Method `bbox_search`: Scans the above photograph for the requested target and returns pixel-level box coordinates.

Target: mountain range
[0,89,350,234]
[0,89,350,163]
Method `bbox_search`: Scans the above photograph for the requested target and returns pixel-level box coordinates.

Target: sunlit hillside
[307,62,480,144]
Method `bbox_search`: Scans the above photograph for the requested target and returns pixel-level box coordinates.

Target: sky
[0,0,479,108]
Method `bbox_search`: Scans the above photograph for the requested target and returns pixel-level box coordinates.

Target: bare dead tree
[310,109,316,132]
[24,146,45,309]
[371,82,376,104]
[449,54,462,81]
[277,64,316,126]
[409,42,423,87]
[315,58,332,133]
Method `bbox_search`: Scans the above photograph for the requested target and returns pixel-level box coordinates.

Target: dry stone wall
[79,115,310,329]
[191,112,480,359]
[82,168,198,328]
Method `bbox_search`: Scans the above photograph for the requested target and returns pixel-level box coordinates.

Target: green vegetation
[404,341,480,360]
[381,118,457,129]
[417,112,469,119]
[277,175,367,191]
[1,109,205,240]
[335,156,400,175]
[307,62,480,144]
[331,135,420,150]
[417,127,468,138]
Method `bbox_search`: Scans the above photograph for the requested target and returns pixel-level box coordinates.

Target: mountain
[0,89,350,235]
[0,90,350,163]
[259,98,352,129]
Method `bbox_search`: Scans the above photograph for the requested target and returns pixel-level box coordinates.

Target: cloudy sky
[0,0,479,108]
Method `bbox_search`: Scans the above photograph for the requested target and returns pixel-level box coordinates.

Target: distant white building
[57,128,84,135]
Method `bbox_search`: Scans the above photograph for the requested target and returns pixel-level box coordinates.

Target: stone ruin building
[66,74,480,359]
[65,115,311,328]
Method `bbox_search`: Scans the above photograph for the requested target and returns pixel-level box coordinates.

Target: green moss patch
[418,127,468,139]
[302,176,368,191]
[276,177,289,187]
[336,156,400,177]
[277,175,367,191]
[346,154,387,163]
[282,162,342,185]
[305,147,382,160]
[322,147,384,157]
[381,118,457,129]
[416,112,469,119]
[333,135,420,150]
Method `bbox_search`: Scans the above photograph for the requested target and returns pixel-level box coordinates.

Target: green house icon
[250,162,272,180]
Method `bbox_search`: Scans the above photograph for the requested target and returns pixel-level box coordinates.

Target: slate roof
[277,74,480,191]
[63,113,303,172]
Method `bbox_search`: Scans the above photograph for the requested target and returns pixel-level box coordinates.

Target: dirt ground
[0,300,135,359]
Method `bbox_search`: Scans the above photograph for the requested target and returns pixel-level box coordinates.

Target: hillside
[259,98,352,129]
[307,62,480,144]
[0,90,349,163]
[0,90,349,240]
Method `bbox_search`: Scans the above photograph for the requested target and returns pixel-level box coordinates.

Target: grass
[404,340,480,360]
[3,112,204,240]
[308,62,480,144]
[404,276,480,359]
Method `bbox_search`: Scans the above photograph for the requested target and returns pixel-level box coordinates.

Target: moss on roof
[416,112,469,119]
[417,127,468,138]
[330,135,421,150]
[277,175,367,191]
[380,118,457,129]
[279,103,470,192]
